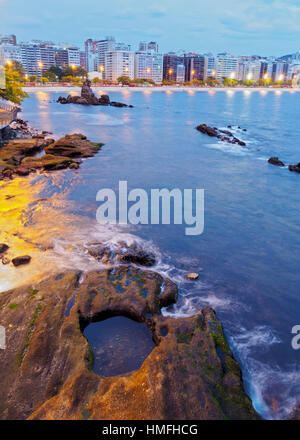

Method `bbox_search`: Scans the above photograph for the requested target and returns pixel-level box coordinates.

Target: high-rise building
[216,53,238,80]
[19,44,50,77]
[183,54,208,81]
[163,54,184,82]
[134,51,163,83]
[96,37,117,72]
[271,61,289,82]
[134,51,153,80]
[105,50,135,82]
[0,34,17,46]
[55,49,69,69]
[237,59,263,82]
[205,53,216,77]
[176,63,185,83]
[85,39,99,72]
[151,52,163,83]
[67,47,80,68]
[139,41,147,51]
[0,44,22,66]
[147,42,159,52]
[80,51,87,70]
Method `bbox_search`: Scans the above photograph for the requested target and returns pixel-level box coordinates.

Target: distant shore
[24,86,300,93]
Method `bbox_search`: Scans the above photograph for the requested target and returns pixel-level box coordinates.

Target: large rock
[87,241,156,267]
[0,134,103,179]
[268,157,285,167]
[57,80,132,107]
[45,133,103,158]
[289,163,300,173]
[0,266,258,420]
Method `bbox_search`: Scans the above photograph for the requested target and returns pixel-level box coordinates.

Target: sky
[1,0,300,56]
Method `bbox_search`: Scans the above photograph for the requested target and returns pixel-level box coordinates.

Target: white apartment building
[134,51,153,80]
[0,44,22,66]
[105,50,135,81]
[205,53,216,77]
[151,52,163,83]
[67,48,80,67]
[134,51,163,83]
[237,60,262,82]
[216,53,238,80]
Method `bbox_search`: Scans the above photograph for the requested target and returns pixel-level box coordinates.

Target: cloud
[1,0,299,55]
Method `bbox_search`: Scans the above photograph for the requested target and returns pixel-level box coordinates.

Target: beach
[23,86,300,93]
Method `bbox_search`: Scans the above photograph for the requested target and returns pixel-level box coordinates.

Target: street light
[168,68,173,75]
[211,70,216,77]
[70,64,76,70]
[6,60,12,67]
[146,67,151,74]
[278,73,284,82]
[99,65,104,72]
[263,73,268,80]
[247,72,253,80]
[230,71,235,79]
[37,62,43,68]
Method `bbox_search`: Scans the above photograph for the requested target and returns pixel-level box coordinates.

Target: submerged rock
[57,80,132,108]
[268,157,285,167]
[0,267,258,420]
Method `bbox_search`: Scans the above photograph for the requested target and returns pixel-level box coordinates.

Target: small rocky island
[196,124,246,146]
[57,80,133,108]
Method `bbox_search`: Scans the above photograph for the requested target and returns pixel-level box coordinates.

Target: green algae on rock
[0,265,258,420]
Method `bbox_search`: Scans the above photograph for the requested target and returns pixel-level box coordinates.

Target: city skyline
[1,0,300,56]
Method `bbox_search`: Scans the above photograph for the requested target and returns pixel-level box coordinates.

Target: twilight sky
[1,0,300,56]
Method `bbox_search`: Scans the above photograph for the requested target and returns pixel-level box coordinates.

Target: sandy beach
[23,86,300,93]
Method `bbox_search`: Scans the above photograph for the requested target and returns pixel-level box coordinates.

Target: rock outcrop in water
[196,124,246,146]
[0,261,258,420]
[57,80,133,108]
[288,162,300,173]
[0,133,103,180]
[86,241,156,267]
[268,157,285,167]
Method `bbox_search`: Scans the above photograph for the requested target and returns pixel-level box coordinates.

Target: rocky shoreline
[0,252,259,420]
[0,117,261,420]
[0,131,103,180]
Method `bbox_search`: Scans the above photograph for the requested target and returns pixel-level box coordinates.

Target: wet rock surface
[0,133,103,180]
[288,162,300,173]
[11,255,32,267]
[268,157,285,166]
[0,265,258,420]
[86,241,156,267]
[57,80,133,108]
[196,124,246,146]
